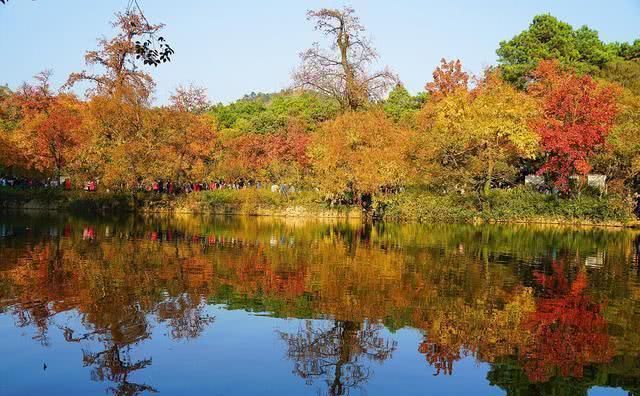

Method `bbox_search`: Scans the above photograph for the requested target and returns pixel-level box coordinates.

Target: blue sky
[1,0,639,104]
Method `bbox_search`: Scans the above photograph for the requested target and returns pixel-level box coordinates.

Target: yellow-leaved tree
[418,70,539,195]
[467,72,540,194]
[310,110,414,207]
[591,87,640,194]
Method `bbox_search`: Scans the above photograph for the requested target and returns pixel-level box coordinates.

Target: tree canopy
[497,14,621,86]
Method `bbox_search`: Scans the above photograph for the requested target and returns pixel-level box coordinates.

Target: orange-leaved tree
[310,110,414,205]
[425,58,469,101]
[13,71,84,179]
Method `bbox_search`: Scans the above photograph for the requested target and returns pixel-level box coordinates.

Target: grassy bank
[0,187,134,212]
[175,189,361,218]
[1,186,637,226]
[382,187,636,226]
[0,187,362,218]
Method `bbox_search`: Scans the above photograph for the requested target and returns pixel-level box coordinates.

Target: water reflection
[280,320,396,395]
[1,212,640,395]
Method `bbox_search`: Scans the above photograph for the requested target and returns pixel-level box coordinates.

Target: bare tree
[169,84,210,114]
[293,7,397,111]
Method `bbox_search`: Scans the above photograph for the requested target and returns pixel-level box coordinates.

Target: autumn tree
[310,110,413,205]
[12,72,84,179]
[425,58,469,100]
[213,121,311,184]
[75,95,156,189]
[412,59,470,190]
[63,11,179,189]
[156,91,217,183]
[466,72,540,194]
[293,7,397,111]
[417,69,538,194]
[528,60,620,191]
[65,10,162,102]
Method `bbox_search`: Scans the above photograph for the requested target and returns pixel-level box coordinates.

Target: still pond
[1,212,640,395]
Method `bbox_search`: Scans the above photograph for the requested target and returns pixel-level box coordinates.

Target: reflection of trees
[3,214,640,395]
[416,287,536,377]
[418,340,460,376]
[415,262,613,384]
[156,294,215,340]
[520,261,613,382]
[280,320,396,395]
[83,344,157,396]
[0,227,217,395]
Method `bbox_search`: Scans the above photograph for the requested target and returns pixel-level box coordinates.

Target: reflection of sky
[589,387,628,396]
[0,306,506,395]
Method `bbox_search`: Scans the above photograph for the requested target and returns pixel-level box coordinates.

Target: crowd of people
[0,175,300,195]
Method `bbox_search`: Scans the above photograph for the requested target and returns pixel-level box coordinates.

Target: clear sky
[1,0,639,104]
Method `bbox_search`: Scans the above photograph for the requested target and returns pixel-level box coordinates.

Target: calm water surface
[1,212,640,395]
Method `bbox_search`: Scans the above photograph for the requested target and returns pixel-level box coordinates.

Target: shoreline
[2,189,638,229]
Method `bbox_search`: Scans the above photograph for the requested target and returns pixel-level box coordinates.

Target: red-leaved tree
[528,60,619,191]
[425,58,469,100]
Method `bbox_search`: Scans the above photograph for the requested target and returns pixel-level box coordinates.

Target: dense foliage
[1,8,640,218]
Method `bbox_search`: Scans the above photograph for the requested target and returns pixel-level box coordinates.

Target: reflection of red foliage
[418,340,461,376]
[233,249,307,298]
[521,261,612,382]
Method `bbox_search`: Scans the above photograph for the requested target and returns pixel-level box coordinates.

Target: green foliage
[591,88,640,188]
[381,187,633,224]
[209,90,340,134]
[600,60,640,95]
[497,14,619,86]
[383,83,426,124]
[0,84,19,132]
[192,189,329,214]
[0,187,133,212]
[615,39,640,61]
[382,190,477,223]
[482,187,633,223]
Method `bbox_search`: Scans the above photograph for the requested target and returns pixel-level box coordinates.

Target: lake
[1,211,639,396]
